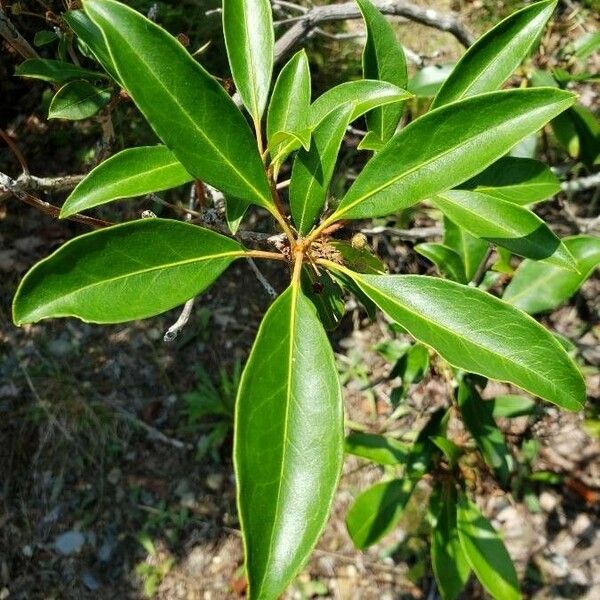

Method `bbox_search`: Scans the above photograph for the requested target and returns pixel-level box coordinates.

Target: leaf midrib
[353,273,572,404]
[259,283,299,591]
[70,158,187,207]
[25,249,243,318]
[99,11,269,206]
[335,96,565,220]
[451,10,545,103]
[436,192,538,238]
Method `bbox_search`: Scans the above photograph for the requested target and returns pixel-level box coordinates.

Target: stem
[291,249,304,285]
[303,213,338,248]
[469,245,494,288]
[254,117,265,158]
[246,250,287,261]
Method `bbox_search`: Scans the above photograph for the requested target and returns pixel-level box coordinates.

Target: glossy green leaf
[346,410,445,549]
[415,243,467,283]
[457,494,521,600]
[356,0,408,145]
[332,88,575,220]
[460,157,560,205]
[432,0,556,108]
[504,235,600,314]
[325,265,586,411]
[15,58,106,84]
[444,217,488,282]
[457,378,514,487]
[267,50,311,160]
[63,10,121,82]
[408,64,454,97]
[330,240,387,274]
[48,80,111,120]
[225,196,248,235]
[309,80,412,129]
[61,146,193,218]
[432,190,576,270]
[34,30,58,47]
[301,267,345,331]
[235,284,343,600]
[345,432,409,465]
[290,104,354,234]
[492,395,537,419]
[223,0,273,122]
[346,478,415,549]
[431,487,471,600]
[570,105,600,168]
[13,219,244,325]
[84,0,272,209]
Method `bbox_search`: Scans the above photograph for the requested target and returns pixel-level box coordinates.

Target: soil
[1,1,599,599]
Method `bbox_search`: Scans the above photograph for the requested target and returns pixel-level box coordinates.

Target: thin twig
[469,245,494,287]
[163,299,195,342]
[0,128,30,175]
[274,0,474,63]
[247,258,278,298]
[107,402,193,451]
[361,225,443,241]
[0,170,112,228]
[561,172,600,193]
[0,6,38,59]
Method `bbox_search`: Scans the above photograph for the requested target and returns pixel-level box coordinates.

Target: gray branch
[0,7,38,59]
[561,172,600,194]
[274,0,474,63]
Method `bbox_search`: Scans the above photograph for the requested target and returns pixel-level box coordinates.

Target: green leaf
[573,30,600,59]
[63,10,121,83]
[84,0,272,210]
[415,243,467,283]
[290,104,354,234]
[13,219,244,325]
[15,58,106,84]
[235,284,343,600]
[225,196,248,235]
[301,268,345,331]
[356,0,408,145]
[331,88,575,221]
[459,157,560,205]
[491,395,537,419]
[223,0,273,122]
[570,105,600,168]
[267,50,311,160]
[61,146,193,217]
[444,217,488,282]
[432,190,576,270]
[408,64,454,97]
[34,30,59,47]
[330,240,387,274]
[431,487,471,600]
[346,478,415,549]
[432,0,556,108]
[346,410,446,549]
[309,80,412,129]
[345,432,410,465]
[457,378,514,487]
[391,343,429,388]
[429,437,461,468]
[48,80,111,121]
[504,234,600,314]
[457,494,521,600]
[324,266,586,411]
